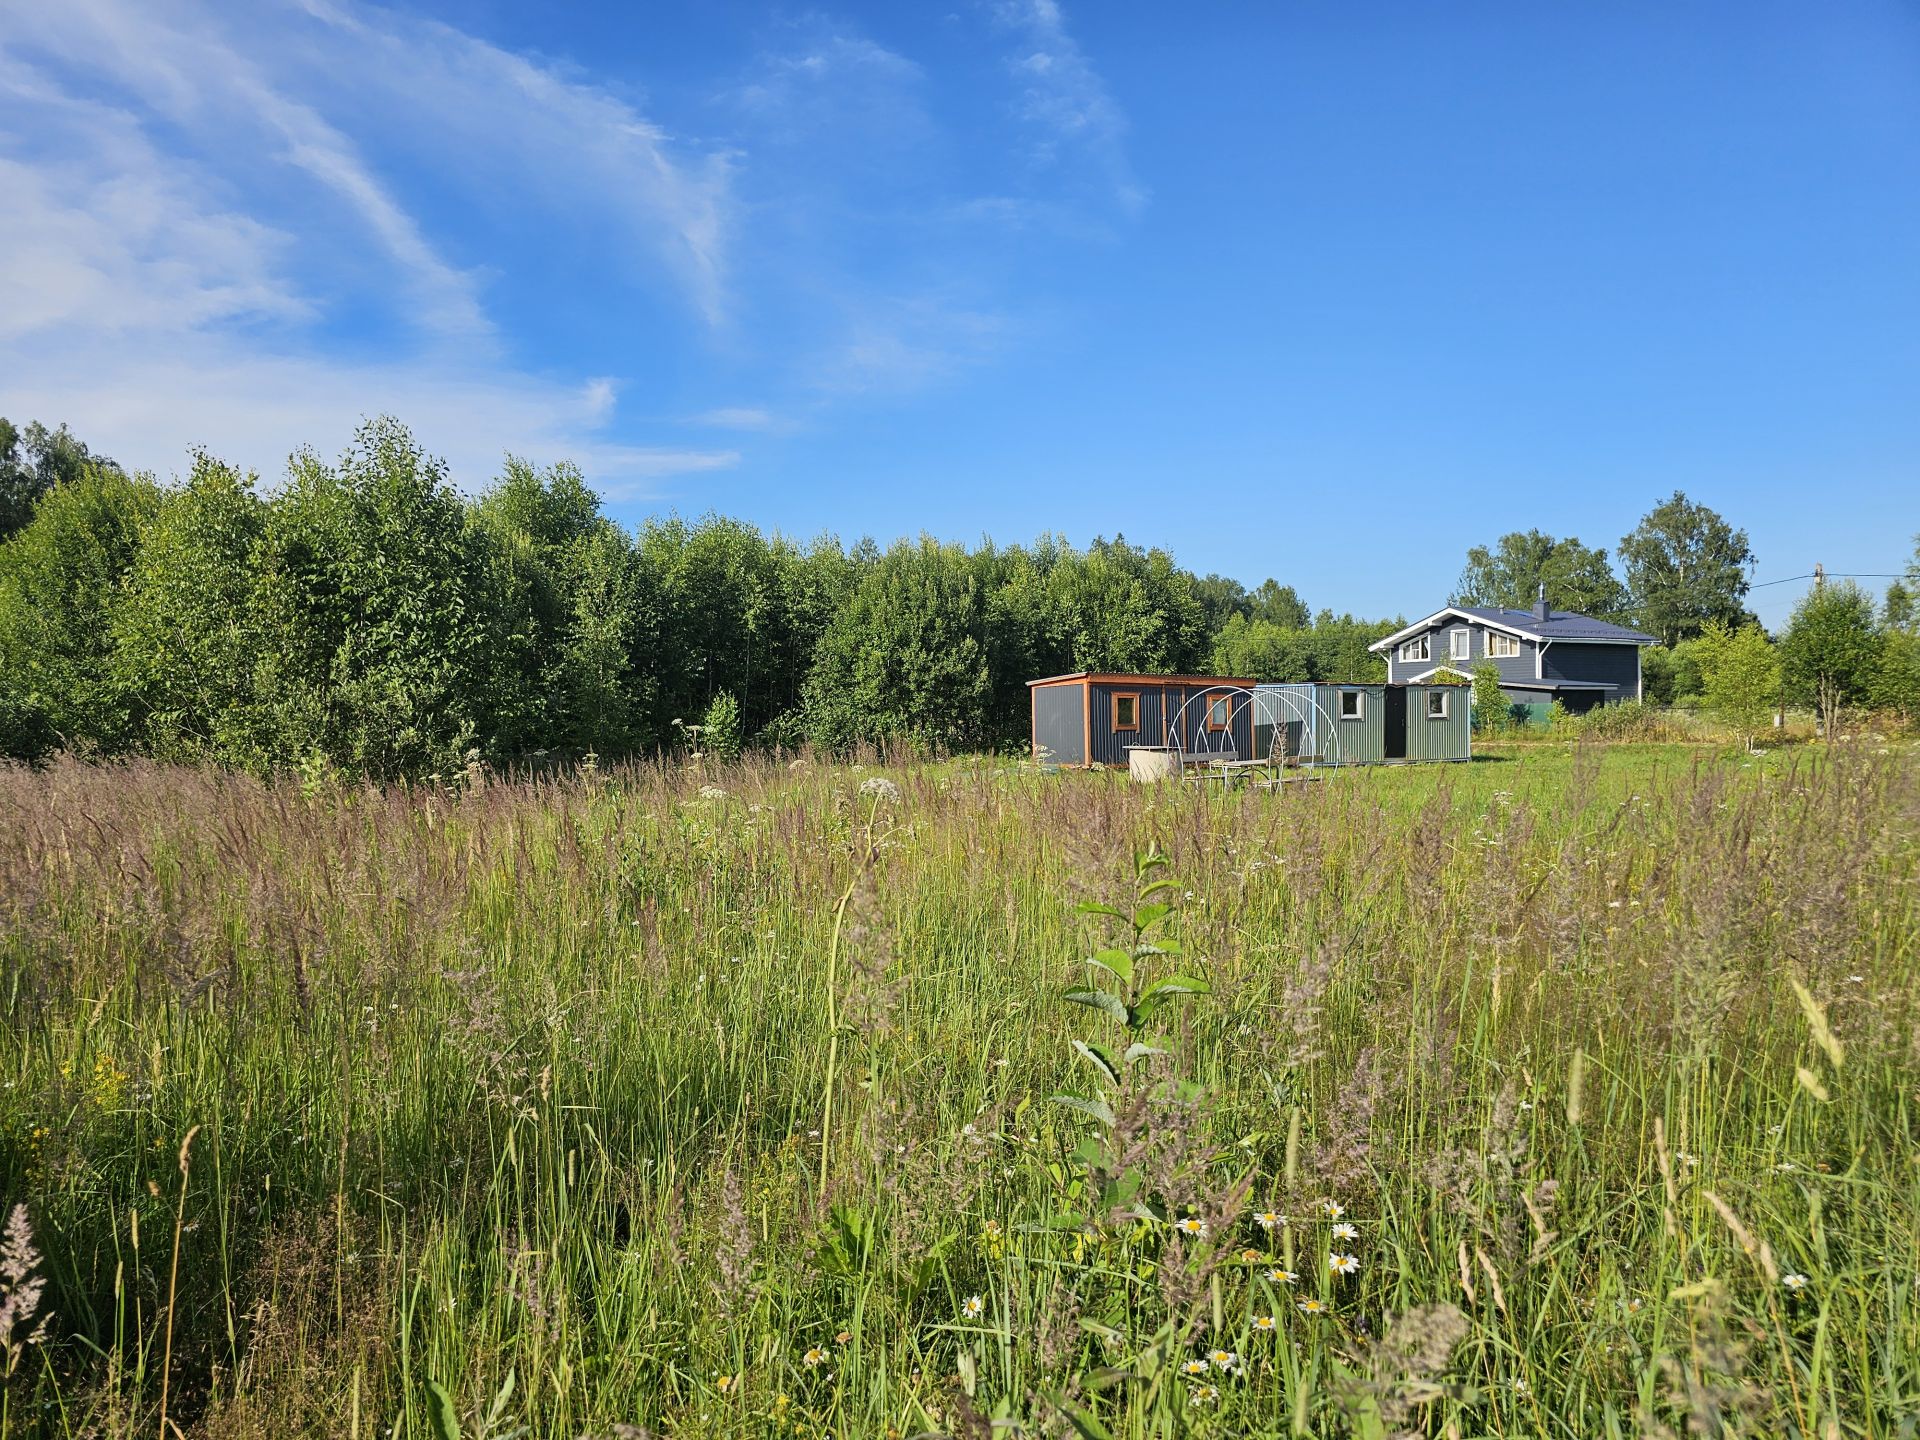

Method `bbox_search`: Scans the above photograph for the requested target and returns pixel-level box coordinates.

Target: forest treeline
[5,415,1912,774]
[0,417,1398,773]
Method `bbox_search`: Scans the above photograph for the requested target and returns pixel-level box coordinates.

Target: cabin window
[1338,689,1364,721]
[1426,689,1451,719]
[1487,631,1521,658]
[1449,628,1470,660]
[1398,635,1430,663]
[1112,693,1140,732]
[1206,695,1231,731]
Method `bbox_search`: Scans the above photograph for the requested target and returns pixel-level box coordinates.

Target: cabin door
[1383,687,1407,759]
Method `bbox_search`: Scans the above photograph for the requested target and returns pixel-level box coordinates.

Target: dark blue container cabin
[1028,673,1257,768]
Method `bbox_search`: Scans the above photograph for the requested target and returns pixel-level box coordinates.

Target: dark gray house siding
[1541,642,1639,693]
[1382,621,1534,687]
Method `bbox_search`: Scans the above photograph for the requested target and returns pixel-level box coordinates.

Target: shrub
[701,690,743,763]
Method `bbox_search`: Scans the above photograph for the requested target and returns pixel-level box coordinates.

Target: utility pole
[1813,562,1825,589]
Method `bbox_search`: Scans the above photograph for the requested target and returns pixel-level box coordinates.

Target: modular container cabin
[1250,682,1471,765]
[1028,673,1256,768]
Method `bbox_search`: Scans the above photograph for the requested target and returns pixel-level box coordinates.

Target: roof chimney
[1533,582,1550,623]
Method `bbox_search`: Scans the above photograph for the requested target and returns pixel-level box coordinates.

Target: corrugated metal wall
[1324,684,1385,762]
[1252,684,1322,761]
[1032,683,1087,765]
[1254,683,1469,764]
[1083,682,1253,766]
[1403,685,1471,761]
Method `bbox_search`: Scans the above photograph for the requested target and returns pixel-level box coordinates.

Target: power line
[1748,571,1904,589]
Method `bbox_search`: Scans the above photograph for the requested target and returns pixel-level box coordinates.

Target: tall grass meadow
[0,742,1916,1437]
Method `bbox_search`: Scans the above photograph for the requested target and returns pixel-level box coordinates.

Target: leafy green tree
[1303,610,1393,683]
[1871,630,1920,724]
[1211,614,1315,681]
[1470,662,1510,732]
[1247,579,1310,630]
[0,463,161,756]
[1779,580,1881,737]
[1618,492,1754,645]
[1212,614,1295,681]
[804,537,991,752]
[1695,621,1780,750]
[0,419,117,540]
[1640,641,1707,707]
[111,451,268,760]
[638,515,806,741]
[1452,530,1629,619]
[1871,538,1920,722]
[554,521,655,756]
[469,457,606,755]
[250,418,488,775]
[1883,534,1919,632]
[1211,610,1393,683]
[1192,573,1249,635]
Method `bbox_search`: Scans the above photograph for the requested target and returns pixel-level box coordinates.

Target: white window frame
[1338,689,1365,721]
[1398,634,1431,663]
[1487,631,1521,659]
[1449,628,1470,660]
[1426,689,1451,719]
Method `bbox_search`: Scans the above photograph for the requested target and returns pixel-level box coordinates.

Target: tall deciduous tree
[1872,536,1920,721]
[0,462,161,756]
[804,537,991,752]
[1618,492,1753,645]
[1779,580,1880,737]
[0,419,117,540]
[1452,530,1629,619]
[1247,579,1310,630]
[250,418,488,776]
[1695,621,1780,750]
[470,457,606,755]
[112,451,268,760]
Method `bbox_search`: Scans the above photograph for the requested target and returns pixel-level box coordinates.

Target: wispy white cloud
[0,86,311,342]
[293,0,733,327]
[733,27,926,132]
[992,0,1145,215]
[0,0,741,496]
[810,295,1009,396]
[0,0,1136,490]
[689,407,781,431]
[3,334,738,496]
[4,0,493,340]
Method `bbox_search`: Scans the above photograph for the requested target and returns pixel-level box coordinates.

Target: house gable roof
[1370,606,1655,652]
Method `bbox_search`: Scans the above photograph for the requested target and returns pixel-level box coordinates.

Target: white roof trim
[1370,607,1534,651]
[1370,607,1653,651]
[1402,665,1476,682]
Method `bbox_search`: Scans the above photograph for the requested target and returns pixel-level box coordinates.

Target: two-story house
[1370,587,1654,714]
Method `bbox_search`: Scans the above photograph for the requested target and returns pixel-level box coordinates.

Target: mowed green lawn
[1,741,1916,1438]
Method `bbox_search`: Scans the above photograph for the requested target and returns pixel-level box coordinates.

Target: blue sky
[2,1,1916,628]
